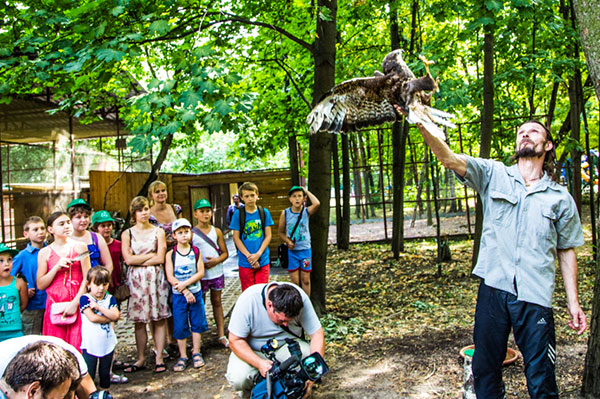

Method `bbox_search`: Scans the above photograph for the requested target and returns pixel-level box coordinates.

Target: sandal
[152,348,171,360]
[110,373,129,384]
[123,363,146,373]
[192,353,205,368]
[154,363,167,373]
[218,336,230,348]
[112,360,127,370]
[173,357,189,372]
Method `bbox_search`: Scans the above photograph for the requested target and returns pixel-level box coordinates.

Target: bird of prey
[306,50,454,140]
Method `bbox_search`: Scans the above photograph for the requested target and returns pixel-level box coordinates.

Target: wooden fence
[89,169,292,255]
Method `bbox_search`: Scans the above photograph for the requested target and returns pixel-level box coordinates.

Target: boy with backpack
[229,182,274,291]
[164,218,208,371]
[192,199,230,348]
[277,186,320,296]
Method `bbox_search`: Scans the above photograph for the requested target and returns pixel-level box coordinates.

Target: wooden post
[377,129,388,240]
[458,124,472,234]
[69,116,76,192]
[0,143,4,241]
[53,141,58,190]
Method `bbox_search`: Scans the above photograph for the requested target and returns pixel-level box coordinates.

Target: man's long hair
[512,120,556,179]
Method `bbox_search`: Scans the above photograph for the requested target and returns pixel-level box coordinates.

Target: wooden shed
[89,168,292,256]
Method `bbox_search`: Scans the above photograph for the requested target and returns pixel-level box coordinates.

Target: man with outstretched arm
[226,282,325,399]
[414,116,586,399]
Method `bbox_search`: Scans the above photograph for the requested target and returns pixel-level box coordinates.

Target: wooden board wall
[89,169,292,257]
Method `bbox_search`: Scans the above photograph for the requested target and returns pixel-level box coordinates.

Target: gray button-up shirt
[458,156,584,308]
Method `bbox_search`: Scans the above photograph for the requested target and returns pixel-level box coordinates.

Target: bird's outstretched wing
[306,76,399,135]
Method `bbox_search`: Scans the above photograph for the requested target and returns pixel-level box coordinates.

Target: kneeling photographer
[226,283,326,399]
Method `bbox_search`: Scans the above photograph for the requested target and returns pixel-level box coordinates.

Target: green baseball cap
[194,199,212,210]
[91,210,115,225]
[66,198,91,211]
[288,186,305,196]
[0,243,18,257]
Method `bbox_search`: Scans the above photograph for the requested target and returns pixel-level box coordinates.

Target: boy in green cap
[277,186,320,296]
[0,243,28,342]
[192,199,229,348]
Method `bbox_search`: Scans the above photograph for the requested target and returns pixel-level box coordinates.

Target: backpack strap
[192,227,222,255]
[172,244,199,264]
[191,245,200,263]
[288,206,304,242]
[258,206,265,234]
[171,244,177,266]
[239,207,246,237]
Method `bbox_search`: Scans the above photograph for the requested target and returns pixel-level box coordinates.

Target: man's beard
[514,144,545,160]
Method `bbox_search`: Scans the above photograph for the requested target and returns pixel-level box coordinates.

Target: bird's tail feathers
[408,103,448,140]
[423,106,456,129]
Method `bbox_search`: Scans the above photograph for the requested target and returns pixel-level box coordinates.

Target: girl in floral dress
[121,196,170,374]
[37,211,91,352]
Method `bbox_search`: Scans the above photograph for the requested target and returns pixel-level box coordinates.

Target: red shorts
[239,264,270,292]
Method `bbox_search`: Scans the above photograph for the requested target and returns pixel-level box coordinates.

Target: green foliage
[1,0,597,177]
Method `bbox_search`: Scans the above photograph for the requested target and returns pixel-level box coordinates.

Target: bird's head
[382,49,406,75]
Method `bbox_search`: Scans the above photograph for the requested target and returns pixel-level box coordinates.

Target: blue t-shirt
[229,207,274,269]
[11,243,46,310]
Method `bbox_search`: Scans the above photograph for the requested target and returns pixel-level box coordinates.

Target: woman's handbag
[113,282,130,302]
[50,302,77,325]
[113,264,130,302]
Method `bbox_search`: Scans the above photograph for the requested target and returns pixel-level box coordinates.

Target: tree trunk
[308,0,336,314]
[340,133,350,249]
[573,2,600,395]
[568,75,582,214]
[572,0,600,101]
[122,134,173,227]
[350,135,364,220]
[289,135,300,186]
[472,27,495,267]
[392,121,407,257]
[332,135,343,247]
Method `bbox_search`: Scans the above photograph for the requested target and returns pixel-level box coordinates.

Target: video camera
[251,338,329,399]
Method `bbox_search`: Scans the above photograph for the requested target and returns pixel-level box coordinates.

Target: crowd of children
[0,180,318,389]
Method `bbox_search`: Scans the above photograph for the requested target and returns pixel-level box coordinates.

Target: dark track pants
[472,282,557,399]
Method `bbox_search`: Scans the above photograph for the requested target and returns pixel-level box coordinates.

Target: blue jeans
[473,282,557,399]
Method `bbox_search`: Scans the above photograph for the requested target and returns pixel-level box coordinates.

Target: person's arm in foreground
[395,104,467,177]
[558,248,587,334]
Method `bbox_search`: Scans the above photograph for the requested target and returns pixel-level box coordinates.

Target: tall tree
[572,1,600,396]
[472,3,496,266]
[308,0,337,313]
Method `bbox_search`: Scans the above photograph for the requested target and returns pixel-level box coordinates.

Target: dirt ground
[107,213,595,399]
[109,325,588,399]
